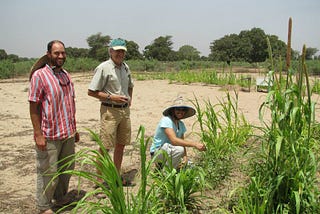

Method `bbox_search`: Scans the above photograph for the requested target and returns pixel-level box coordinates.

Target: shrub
[0,60,15,79]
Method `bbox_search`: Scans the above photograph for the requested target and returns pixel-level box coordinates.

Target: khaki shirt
[88,59,134,103]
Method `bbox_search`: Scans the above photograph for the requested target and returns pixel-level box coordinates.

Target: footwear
[39,209,54,214]
[53,198,71,207]
[94,178,135,189]
[94,182,108,199]
[94,181,109,189]
[121,176,135,187]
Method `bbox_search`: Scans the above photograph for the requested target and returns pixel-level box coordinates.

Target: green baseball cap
[109,38,127,51]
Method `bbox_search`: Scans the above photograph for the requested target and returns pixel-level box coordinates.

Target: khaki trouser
[35,136,75,211]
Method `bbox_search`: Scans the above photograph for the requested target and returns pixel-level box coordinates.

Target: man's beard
[50,58,65,70]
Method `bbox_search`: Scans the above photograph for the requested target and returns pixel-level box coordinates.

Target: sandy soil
[0,73,318,213]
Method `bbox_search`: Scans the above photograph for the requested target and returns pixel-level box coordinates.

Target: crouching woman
[150,96,206,170]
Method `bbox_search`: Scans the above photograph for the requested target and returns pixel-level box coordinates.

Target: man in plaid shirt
[29,40,79,214]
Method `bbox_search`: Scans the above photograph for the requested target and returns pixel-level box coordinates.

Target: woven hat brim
[29,55,49,80]
[163,105,196,119]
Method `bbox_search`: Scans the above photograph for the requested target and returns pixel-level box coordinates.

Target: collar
[45,64,67,75]
[110,58,123,69]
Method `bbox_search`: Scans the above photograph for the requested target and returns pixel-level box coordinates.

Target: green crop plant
[151,162,207,213]
[233,18,320,213]
[48,125,208,213]
[49,127,163,213]
[192,93,252,188]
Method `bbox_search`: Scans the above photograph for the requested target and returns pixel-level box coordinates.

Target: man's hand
[112,95,129,104]
[75,132,80,142]
[35,134,47,151]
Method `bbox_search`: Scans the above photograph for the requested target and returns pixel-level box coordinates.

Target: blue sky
[1,0,319,58]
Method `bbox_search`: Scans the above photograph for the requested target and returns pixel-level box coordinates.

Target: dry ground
[0,73,319,213]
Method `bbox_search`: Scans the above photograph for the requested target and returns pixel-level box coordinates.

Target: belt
[102,102,128,108]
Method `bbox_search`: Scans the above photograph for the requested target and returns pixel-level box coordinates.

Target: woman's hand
[195,142,206,151]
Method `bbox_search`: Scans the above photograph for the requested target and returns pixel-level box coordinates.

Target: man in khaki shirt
[88,38,134,186]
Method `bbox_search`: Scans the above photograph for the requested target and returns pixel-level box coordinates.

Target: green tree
[143,35,176,61]
[239,28,268,63]
[209,27,286,63]
[65,47,89,58]
[292,50,300,60]
[209,34,248,62]
[87,33,111,61]
[305,47,319,60]
[7,54,19,63]
[0,49,7,60]
[267,35,287,60]
[236,36,252,62]
[177,45,200,60]
[125,40,143,60]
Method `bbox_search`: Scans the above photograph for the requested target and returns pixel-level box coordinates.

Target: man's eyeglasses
[58,76,70,86]
[55,72,70,86]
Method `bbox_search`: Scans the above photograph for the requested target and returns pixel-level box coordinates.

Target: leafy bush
[64,57,99,72]
[0,60,15,79]
[0,57,265,80]
[291,60,320,75]
[14,60,35,77]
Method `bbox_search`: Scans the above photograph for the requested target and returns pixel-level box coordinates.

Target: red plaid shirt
[28,65,76,140]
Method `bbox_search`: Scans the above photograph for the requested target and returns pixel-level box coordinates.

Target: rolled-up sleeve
[88,67,107,91]
[28,75,43,103]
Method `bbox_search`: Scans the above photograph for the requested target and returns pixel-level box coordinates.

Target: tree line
[0,27,319,63]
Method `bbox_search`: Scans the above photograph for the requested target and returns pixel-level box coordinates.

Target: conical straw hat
[162,96,196,119]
